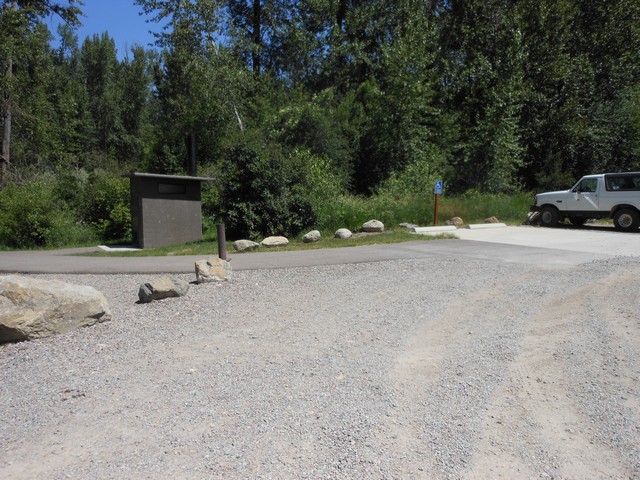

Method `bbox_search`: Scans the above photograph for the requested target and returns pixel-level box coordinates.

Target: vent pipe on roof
[187,133,197,176]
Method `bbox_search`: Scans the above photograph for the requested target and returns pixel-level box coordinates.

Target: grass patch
[4,190,530,252]
[316,191,531,233]
[83,229,454,257]
[315,194,436,233]
[0,227,105,252]
[439,192,531,225]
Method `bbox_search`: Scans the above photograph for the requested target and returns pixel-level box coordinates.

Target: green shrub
[53,168,90,206]
[144,144,184,175]
[0,180,87,248]
[289,149,349,229]
[316,194,377,232]
[309,154,443,233]
[79,171,131,241]
[273,89,355,174]
[201,182,220,219]
[376,151,444,200]
[48,222,100,247]
[216,142,319,239]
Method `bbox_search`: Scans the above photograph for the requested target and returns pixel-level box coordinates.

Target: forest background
[1,0,639,248]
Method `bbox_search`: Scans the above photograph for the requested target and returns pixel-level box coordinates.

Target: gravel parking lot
[1,243,639,479]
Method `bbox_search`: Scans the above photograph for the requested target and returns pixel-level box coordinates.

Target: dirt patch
[1,257,638,479]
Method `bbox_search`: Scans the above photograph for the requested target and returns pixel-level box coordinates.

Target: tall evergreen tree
[118,46,153,168]
[518,0,640,189]
[49,23,89,169]
[352,0,448,192]
[0,0,82,187]
[80,33,123,159]
[2,0,638,197]
[437,0,526,193]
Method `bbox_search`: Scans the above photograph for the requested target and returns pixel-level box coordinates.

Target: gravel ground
[1,255,639,479]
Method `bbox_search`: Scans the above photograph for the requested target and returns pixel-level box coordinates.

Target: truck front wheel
[613,209,640,231]
[540,206,560,227]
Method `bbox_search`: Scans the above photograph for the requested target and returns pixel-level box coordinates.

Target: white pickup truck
[531,172,640,231]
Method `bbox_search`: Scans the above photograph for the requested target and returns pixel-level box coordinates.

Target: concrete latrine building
[125,173,214,249]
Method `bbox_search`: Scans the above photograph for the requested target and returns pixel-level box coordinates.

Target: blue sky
[48,0,159,59]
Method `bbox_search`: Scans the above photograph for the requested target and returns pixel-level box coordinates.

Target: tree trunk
[1,55,11,188]
[209,39,244,134]
[252,0,261,77]
[337,0,347,30]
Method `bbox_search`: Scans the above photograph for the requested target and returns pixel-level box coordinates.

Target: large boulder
[261,236,289,247]
[233,239,260,252]
[302,230,321,243]
[195,257,232,284]
[0,275,112,342]
[362,219,384,232]
[138,276,190,303]
[335,228,352,239]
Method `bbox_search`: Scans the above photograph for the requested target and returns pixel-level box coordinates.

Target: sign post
[434,180,443,225]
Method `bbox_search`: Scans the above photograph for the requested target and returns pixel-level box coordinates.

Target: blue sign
[434,180,443,195]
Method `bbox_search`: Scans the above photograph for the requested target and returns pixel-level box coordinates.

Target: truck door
[565,177,600,212]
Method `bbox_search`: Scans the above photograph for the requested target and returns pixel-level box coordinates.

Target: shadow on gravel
[546,223,640,233]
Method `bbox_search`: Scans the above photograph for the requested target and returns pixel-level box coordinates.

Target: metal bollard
[217,223,227,260]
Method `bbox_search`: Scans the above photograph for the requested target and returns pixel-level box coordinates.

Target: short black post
[217,223,227,260]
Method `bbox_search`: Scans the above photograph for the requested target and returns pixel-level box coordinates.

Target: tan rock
[195,257,232,283]
[233,239,260,252]
[261,236,289,247]
[302,230,321,243]
[138,276,190,303]
[362,220,384,232]
[334,228,352,239]
[0,275,111,342]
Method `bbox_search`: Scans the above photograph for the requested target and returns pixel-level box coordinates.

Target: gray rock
[261,236,289,247]
[195,257,232,284]
[233,239,260,252]
[525,211,540,225]
[138,276,190,303]
[0,275,111,342]
[446,216,464,226]
[362,219,384,232]
[335,228,352,239]
[399,223,419,230]
[302,230,321,243]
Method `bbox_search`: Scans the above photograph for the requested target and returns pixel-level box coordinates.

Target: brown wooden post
[217,224,227,260]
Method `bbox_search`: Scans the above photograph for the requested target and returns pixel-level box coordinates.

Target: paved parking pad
[0,226,636,274]
[455,225,639,257]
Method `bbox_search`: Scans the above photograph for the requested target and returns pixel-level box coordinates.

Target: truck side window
[620,178,635,189]
[577,179,597,193]
[607,175,640,190]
